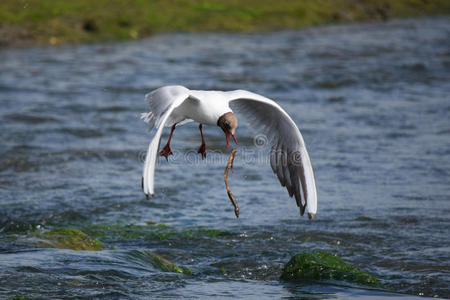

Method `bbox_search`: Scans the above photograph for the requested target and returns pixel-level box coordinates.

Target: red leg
[197,124,206,159]
[160,123,177,161]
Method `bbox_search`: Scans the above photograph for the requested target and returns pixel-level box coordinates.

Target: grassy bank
[1,0,449,46]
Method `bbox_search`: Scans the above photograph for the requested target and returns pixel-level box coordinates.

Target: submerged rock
[144,251,191,274]
[280,251,381,287]
[22,222,228,252]
[83,222,229,242]
[130,250,191,274]
[33,228,106,251]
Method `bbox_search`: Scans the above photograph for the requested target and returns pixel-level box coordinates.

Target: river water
[0,17,449,299]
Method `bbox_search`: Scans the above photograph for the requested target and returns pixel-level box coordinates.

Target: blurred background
[0,1,449,299]
[1,0,450,46]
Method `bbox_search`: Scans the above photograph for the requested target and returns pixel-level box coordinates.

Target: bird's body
[173,90,232,126]
[141,85,317,218]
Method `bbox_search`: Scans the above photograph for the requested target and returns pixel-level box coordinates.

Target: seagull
[141,85,317,218]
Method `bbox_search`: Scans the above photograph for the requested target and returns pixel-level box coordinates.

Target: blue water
[0,17,449,299]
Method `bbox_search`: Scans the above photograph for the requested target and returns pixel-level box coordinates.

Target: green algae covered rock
[83,222,229,242]
[34,228,106,251]
[143,251,191,274]
[181,228,229,238]
[280,251,381,287]
[130,250,191,274]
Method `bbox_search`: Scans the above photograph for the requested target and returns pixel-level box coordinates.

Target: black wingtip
[299,204,305,216]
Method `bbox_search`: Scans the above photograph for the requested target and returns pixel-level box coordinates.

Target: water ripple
[0,17,449,299]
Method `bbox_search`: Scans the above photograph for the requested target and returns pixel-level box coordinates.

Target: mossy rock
[181,228,229,238]
[131,250,191,274]
[33,228,106,251]
[85,223,174,241]
[82,223,228,242]
[280,251,381,287]
[144,251,191,274]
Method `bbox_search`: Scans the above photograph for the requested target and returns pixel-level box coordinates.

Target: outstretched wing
[141,86,191,197]
[141,85,190,129]
[227,90,317,218]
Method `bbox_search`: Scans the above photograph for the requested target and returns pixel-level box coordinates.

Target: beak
[225,130,238,149]
[232,133,238,145]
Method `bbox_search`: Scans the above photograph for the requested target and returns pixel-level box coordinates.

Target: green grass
[1,0,449,46]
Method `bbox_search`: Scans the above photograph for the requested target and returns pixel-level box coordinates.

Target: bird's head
[217,112,238,149]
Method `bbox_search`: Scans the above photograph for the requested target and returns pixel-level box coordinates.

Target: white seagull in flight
[141,85,317,218]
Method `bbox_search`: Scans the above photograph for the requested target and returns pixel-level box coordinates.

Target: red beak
[232,133,238,144]
[226,130,238,149]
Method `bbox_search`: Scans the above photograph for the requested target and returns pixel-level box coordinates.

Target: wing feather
[141,86,190,197]
[141,85,190,130]
[227,90,317,217]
